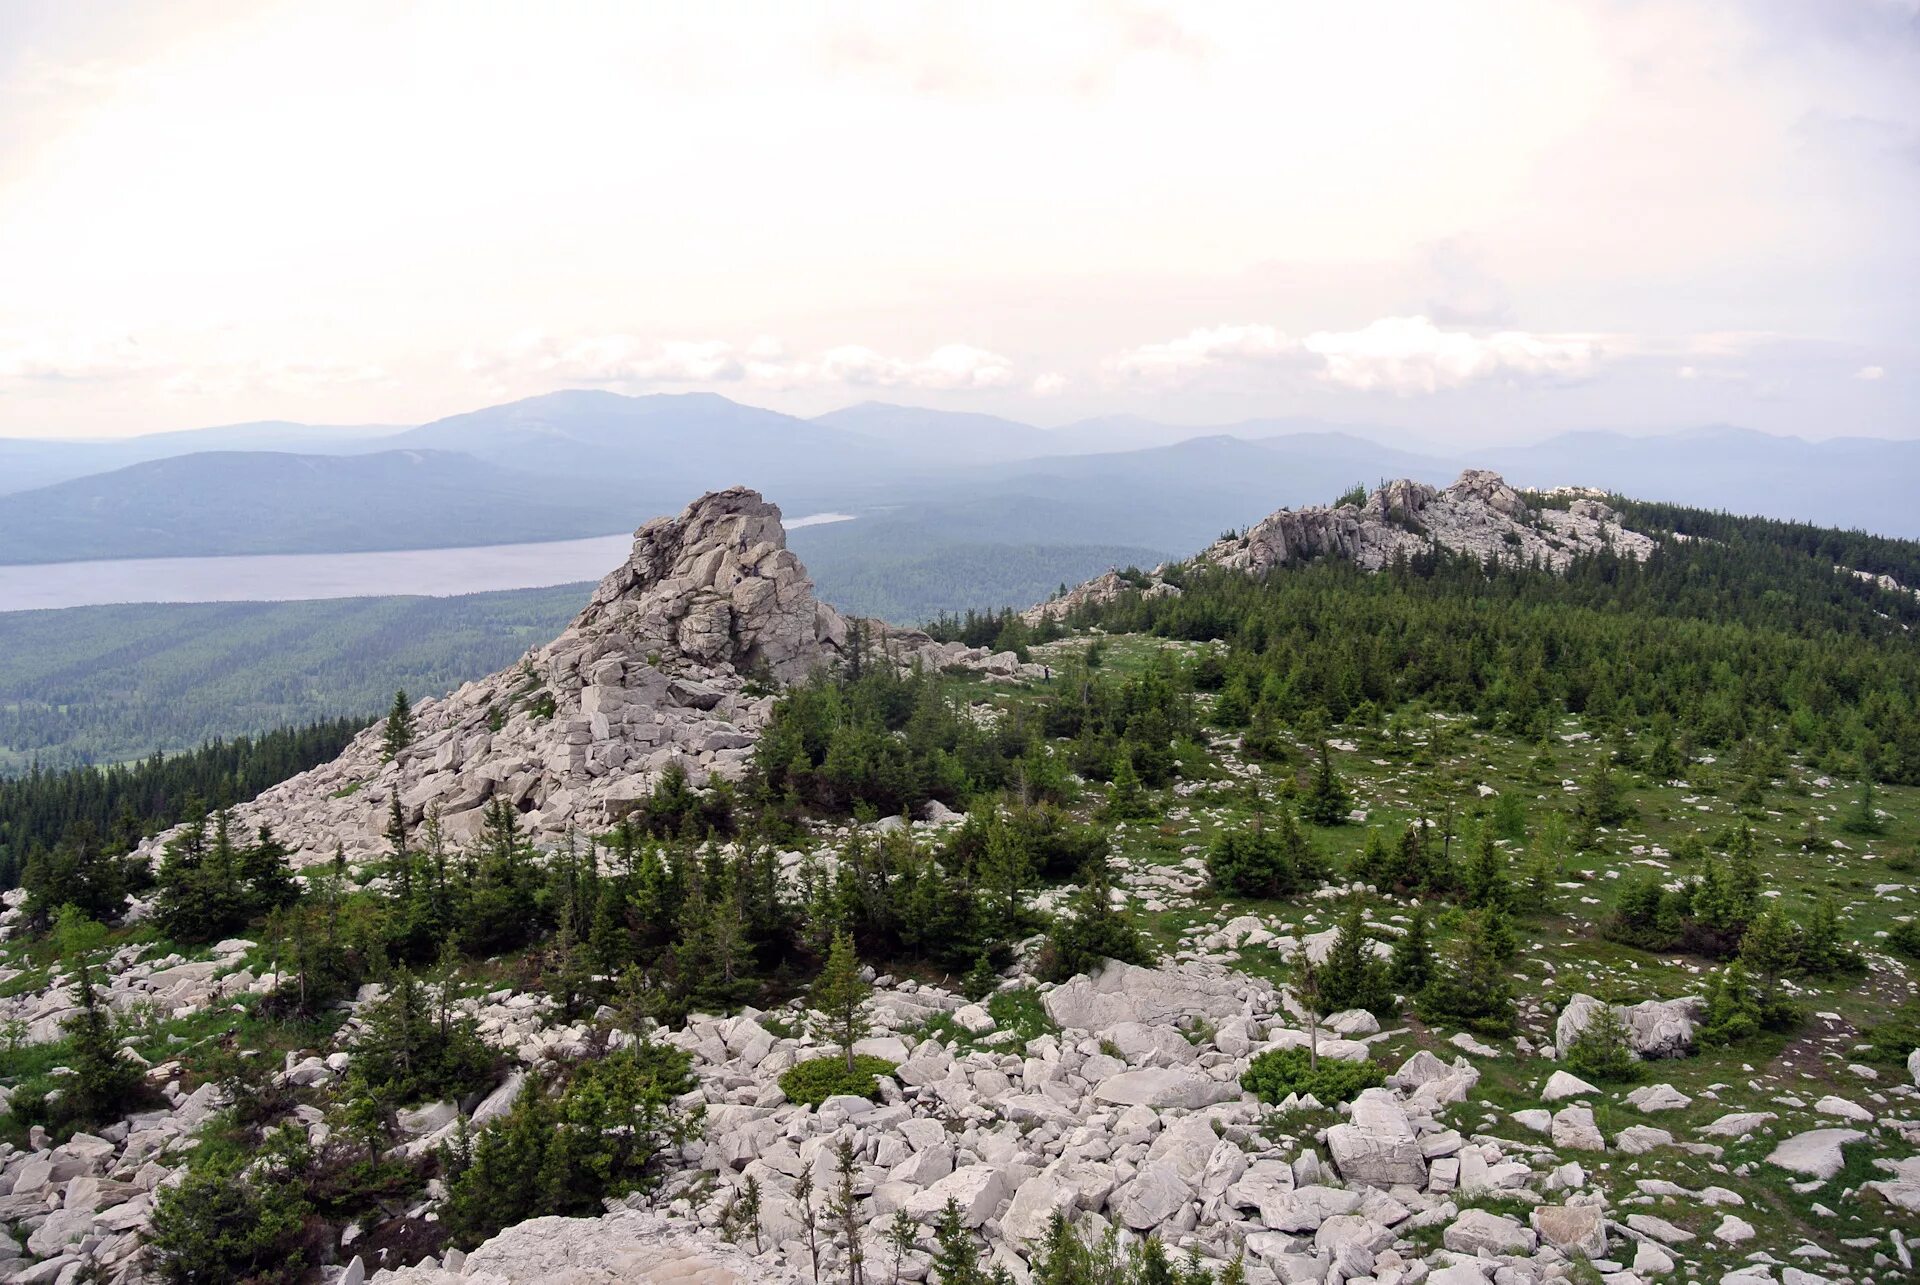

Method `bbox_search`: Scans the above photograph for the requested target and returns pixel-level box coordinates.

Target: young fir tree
[383,689,415,760]
[1462,830,1512,912]
[1389,906,1434,993]
[812,929,873,1073]
[1699,961,1763,1046]
[1564,1003,1639,1083]
[1106,750,1149,821]
[831,1136,866,1285]
[1737,906,1802,1025]
[1302,743,1351,827]
[930,1198,986,1285]
[60,957,148,1127]
[1316,902,1394,1017]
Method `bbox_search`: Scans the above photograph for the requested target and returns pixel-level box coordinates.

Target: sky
[1,0,1916,444]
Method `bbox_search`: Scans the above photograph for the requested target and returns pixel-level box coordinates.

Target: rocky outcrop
[1026,470,1654,623]
[1554,992,1701,1061]
[129,488,1041,869]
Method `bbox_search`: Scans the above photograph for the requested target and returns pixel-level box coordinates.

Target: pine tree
[813,930,872,1073]
[930,1198,985,1285]
[383,689,415,760]
[1302,743,1350,826]
[1389,907,1433,993]
[1699,961,1762,1046]
[1564,1003,1639,1083]
[1797,896,1863,977]
[1842,779,1886,836]
[795,1163,821,1285]
[59,957,147,1127]
[1418,911,1515,1033]
[1316,902,1394,1016]
[1463,830,1512,912]
[885,1211,920,1285]
[831,1136,866,1285]
[1737,906,1801,1016]
[1106,751,1148,820]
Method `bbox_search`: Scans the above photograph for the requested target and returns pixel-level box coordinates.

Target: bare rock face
[131,488,1022,870]
[1027,469,1655,623]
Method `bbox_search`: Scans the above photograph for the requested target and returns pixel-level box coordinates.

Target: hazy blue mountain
[0,449,646,563]
[1487,427,1920,537]
[812,402,1047,464]
[382,389,902,508]
[0,421,400,495]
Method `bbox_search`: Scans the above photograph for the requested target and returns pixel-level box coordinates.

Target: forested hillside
[0,586,585,772]
[2,486,1918,1282]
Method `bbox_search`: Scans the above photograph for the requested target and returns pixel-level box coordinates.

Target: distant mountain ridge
[0,394,1913,593]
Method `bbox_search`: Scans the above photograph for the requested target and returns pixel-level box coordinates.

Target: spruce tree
[383,689,415,760]
[812,929,872,1072]
[1316,902,1394,1016]
[1302,743,1350,827]
[1389,907,1433,993]
[1463,830,1512,912]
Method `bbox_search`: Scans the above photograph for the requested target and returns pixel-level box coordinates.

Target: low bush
[441,1042,699,1248]
[1240,1046,1385,1107]
[778,1054,899,1107]
[1562,1005,1641,1084]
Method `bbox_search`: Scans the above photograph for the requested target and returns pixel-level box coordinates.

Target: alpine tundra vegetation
[1,475,1917,1285]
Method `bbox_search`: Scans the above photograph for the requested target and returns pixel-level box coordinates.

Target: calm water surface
[0,514,856,611]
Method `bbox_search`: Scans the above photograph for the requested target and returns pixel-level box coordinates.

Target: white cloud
[1302,315,1607,394]
[1106,324,1294,381]
[0,333,148,384]
[464,334,1014,393]
[1031,371,1069,396]
[808,343,1014,390]
[1855,364,1886,380]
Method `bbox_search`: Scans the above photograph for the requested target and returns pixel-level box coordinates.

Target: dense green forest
[0,585,585,773]
[0,718,361,889]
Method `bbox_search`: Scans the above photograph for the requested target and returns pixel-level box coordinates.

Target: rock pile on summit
[1028,470,1653,622]
[133,488,1039,868]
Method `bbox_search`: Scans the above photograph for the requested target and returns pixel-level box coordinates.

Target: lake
[0,513,857,611]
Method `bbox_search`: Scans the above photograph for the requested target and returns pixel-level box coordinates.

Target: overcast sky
[2,1,1915,443]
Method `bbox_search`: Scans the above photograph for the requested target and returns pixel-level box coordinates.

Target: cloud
[807,343,1014,390]
[1856,364,1887,380]
[1106,324,1294,380]
[1302,316,1608,394]
[157,358,391,399]
[1031,372,1069,396]
[465,334,1014,392]
[0,333,148,384]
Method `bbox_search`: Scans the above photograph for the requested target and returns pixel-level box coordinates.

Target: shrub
[350,971,499,1106]
[1035,862,1154,983]
[441,1042,699,1248]
[146,1128,313,1284]
[1240,1046,1385,1107]
[1206,812,1327,900]
[1563,1004,1641,1083]
[779,1054,899,1108]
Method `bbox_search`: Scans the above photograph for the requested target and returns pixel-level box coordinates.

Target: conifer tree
[383,689,415,760]
[1389,906,1433,993]
[1316,902,1394,1016]
[812,929,872,1073]
[1737,906,1801,1019]
[1106,751,1148,820]
[1302,743,1350,826]
[1463,830,1512,912]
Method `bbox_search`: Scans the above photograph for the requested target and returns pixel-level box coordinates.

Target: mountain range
[1,394,1914,617]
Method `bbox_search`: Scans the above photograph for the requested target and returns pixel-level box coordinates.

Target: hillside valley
[0,474,1915,1285]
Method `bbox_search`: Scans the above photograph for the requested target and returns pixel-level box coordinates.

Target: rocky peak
[574,486,845,684]
[131,488,1038,871]
[1029,469,1654,622]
